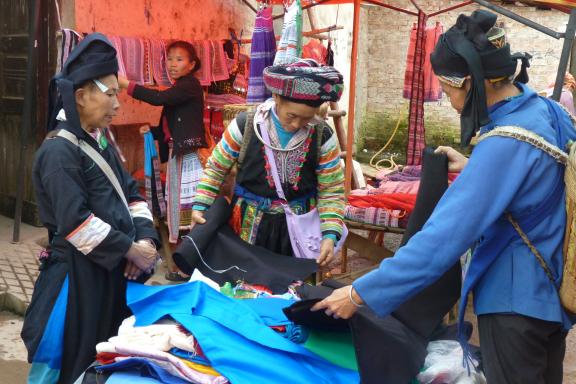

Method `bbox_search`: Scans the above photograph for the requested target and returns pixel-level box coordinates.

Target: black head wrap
[47,33,119,136]
[430,10,532,146]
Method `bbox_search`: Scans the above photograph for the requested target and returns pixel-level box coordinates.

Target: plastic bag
[417,340,486,384]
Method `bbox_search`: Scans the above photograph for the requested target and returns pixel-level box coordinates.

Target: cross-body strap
[479,125,568,287]
[478,125,568,164]
[57,129,130,213]
[237,111,256,169]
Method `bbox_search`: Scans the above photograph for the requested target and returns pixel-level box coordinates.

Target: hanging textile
[405,11,428,166]
[112,36,153,84]
[403,22,443,102]
[302,39,327,65]
[108,36,127,78]
[247,7,276,103]
[150,38,172,87]
[56,29,83,74]
[274,0,303,65]
[144,131,167,218]
[192,41,231,86]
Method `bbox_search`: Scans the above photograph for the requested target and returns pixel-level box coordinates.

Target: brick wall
[361,1,570,153]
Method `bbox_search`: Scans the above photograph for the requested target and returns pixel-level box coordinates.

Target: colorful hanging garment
[247,7,276,103]
[192,41,230,86]
[144,131,166,218]
[114,36,154,85]
[56,29,83,73]
[150,38,172,87]
[405,11,428,166]
[274,0,303,65]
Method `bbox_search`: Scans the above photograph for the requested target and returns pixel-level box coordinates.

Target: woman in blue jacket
[314,10,575,383]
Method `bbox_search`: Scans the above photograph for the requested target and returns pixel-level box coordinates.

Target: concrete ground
[0,215,574,383]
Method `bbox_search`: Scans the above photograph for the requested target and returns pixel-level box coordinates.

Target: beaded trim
[438,75,465,89]
[478,125,568,165]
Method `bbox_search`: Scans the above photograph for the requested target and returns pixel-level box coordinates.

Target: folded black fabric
[173,197,317,294]
[293,148,463,384]
[392,147,462,340]
[283,299,349,332]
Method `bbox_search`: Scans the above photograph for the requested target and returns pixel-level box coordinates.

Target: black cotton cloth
[172,197,317,293]
[293,147,462,383]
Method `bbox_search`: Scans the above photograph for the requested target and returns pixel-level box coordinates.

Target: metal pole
[473,0,563,39]
[345,0,361,195]
[12,0,40,243]
[552,8,576,101]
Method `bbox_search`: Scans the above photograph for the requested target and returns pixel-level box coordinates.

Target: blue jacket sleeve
[353,137,537,317]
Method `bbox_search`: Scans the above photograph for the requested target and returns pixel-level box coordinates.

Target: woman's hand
[118,76,130,89]
[190,210,207,230]
[311,285,363,319]
[317,238,335,267]
[139,124,151,135]
[124,260,143,280]
[125,241,157,273]
[434,146,469,172]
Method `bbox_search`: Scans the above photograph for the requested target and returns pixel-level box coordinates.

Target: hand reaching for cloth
[124,240,157,280]
[318,238,335,267]
[434,146,468,172]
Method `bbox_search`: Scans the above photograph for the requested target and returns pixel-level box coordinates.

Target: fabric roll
[247,7,276,103]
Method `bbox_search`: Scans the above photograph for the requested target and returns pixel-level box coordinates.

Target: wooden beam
[240,25,343,44]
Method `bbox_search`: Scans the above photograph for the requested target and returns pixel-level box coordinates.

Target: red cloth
[302,39,327,65]
[96,352,124,365]
[348,193,417,215]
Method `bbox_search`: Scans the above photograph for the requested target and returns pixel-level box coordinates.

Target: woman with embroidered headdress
[21,34,159,384]
[191,59,345,267]
[314,10,575,383]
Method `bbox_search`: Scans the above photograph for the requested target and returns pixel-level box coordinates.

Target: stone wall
[361,1,570,155]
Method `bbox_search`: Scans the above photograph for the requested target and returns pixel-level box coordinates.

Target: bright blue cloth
[143,131,157,177]
[169,348,211,366]
[107,371,162,384]
[127,281,359,384]
[96,358,188,384]
[271,107,296,148]
[240,297,295,326]
[28,276,69,384]
[354,83,576,330]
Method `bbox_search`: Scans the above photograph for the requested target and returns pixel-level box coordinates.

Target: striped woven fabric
[150,38,172,87]
[247,7,276,103]
[344,206,408,229]
[274,0,303,65]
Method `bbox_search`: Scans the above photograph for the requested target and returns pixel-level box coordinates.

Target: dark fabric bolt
[430,10,531,146]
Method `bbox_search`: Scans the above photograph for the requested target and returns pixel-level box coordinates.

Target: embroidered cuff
[322,234,338,245]
[66,214,111,255]
[129,201,153,221]
[192,204,209,211]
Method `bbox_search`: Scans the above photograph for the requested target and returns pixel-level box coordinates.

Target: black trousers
[478,314,567,384]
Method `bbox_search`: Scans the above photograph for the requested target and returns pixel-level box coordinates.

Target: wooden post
[345,0,361,196]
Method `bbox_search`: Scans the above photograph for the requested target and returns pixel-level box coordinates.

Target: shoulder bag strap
[237,111,256,169]
[57,130,130,213]
[480,125,566,287]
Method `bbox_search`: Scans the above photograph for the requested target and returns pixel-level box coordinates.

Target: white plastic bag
[417,340,486,384]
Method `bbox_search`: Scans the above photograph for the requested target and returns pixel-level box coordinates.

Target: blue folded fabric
[127,281,359,384]
[95,358,188,384]
[241,297,295,326]
[107,370,162,384]
[169,348,211,366]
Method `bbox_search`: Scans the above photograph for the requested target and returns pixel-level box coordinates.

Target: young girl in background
[119,40,208,281]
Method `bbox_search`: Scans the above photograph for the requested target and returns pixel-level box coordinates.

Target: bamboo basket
[561,142,576,313]
[222,103,257,129]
